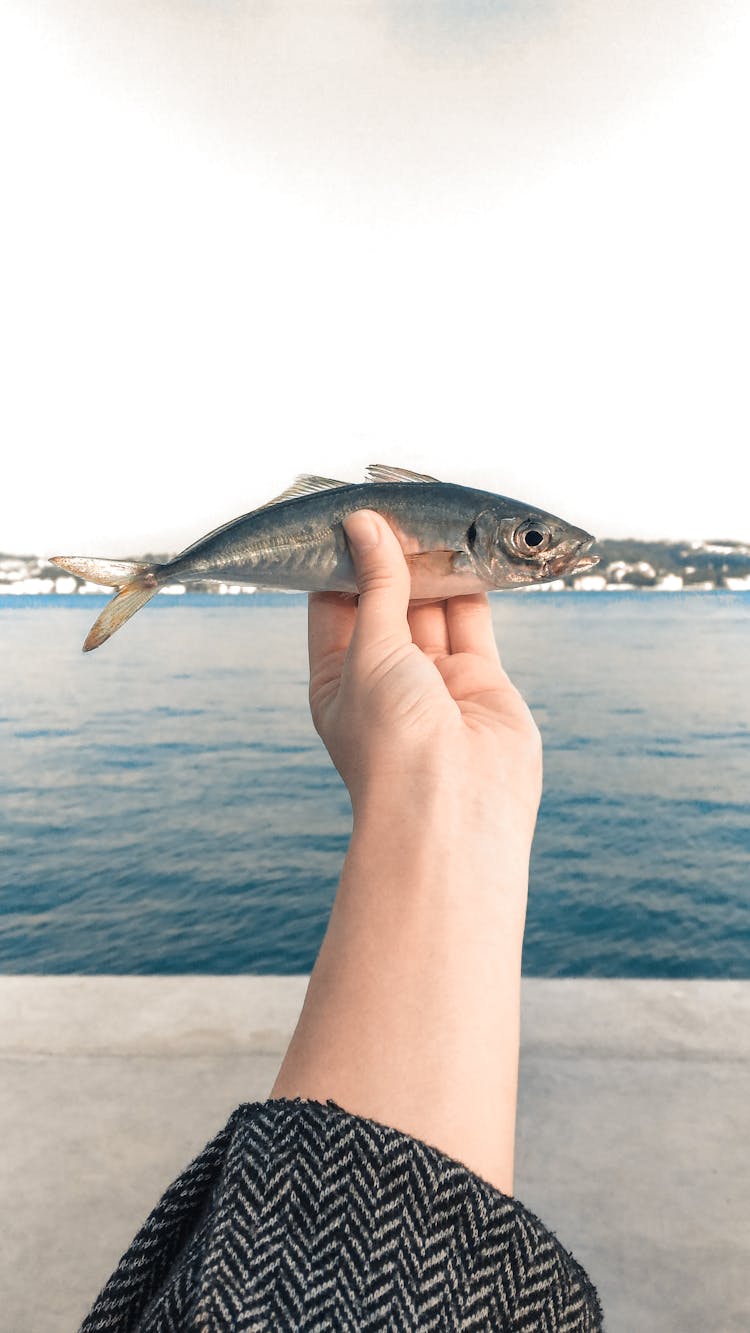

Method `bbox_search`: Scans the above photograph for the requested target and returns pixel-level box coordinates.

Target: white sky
[1,0,748,554]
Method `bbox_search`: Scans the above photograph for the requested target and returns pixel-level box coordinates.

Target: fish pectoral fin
[255,475,349,511]
[366,464,440,484]
[404,549,460,576]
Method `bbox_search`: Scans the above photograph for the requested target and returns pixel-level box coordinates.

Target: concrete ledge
[4,975,748,1057]
[0,974,310,1056]
[2,977,748,1332]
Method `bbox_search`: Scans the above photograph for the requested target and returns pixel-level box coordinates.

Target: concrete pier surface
[1,977,748,1333]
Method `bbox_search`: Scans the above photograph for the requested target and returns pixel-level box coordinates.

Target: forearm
[270,786,531,1194]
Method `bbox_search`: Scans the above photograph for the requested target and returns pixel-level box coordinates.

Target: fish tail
[49,556,163,652]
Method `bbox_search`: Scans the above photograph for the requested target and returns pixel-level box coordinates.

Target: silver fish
[51,464,598,652]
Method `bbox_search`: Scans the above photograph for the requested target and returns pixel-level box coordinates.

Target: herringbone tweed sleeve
[78,1097,603,1333]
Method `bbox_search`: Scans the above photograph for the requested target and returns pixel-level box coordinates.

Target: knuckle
[357,568,399,595]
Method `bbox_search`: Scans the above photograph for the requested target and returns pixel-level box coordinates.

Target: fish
[51,464,599,652]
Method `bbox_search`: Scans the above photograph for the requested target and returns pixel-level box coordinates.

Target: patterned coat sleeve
[78,1098,603,1333]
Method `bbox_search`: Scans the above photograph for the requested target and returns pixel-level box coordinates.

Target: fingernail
[343,510,379,553]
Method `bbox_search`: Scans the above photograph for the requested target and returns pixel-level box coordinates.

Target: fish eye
[513,521,551,554]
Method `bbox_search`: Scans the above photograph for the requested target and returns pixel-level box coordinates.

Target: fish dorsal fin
[255,474,349,511]
[366,463,440,484]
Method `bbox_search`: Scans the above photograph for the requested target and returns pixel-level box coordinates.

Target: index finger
[445,593,501,665]
[308,591,357,681]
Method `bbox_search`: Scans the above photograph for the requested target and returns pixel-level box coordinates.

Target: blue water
[1,592,748,976]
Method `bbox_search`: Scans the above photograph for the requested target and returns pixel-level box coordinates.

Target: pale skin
[270,509,542,1195]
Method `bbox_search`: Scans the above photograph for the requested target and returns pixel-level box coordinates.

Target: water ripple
[1,593,747,975]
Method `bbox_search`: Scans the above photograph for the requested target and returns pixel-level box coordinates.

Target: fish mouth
[571,549,600,574]
[549,536,599,578]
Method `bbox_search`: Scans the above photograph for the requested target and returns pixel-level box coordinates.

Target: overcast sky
[2,0,748,554]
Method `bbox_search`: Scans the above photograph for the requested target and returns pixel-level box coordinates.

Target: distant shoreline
[2,536,750,595]
[2,586,749,600]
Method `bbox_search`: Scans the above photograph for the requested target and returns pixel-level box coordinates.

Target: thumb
[342,509,412,659]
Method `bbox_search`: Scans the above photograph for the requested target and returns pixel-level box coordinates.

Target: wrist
[348,776,534,911]
[351,768,538,853]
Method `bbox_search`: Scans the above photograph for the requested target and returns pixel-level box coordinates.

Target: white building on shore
[1,554,749,596]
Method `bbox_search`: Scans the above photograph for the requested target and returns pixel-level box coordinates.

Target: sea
[1,592,748,976]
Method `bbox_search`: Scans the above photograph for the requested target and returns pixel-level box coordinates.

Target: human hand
[308,510,542,838]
